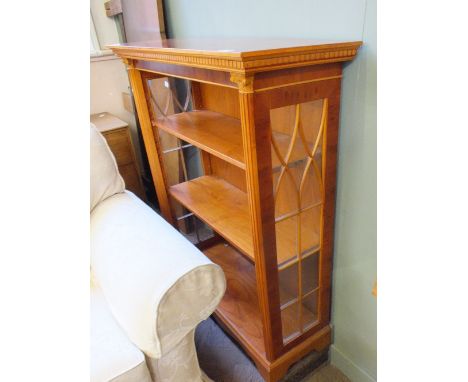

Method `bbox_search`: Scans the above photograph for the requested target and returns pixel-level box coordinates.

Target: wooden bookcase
[110,38,361,382]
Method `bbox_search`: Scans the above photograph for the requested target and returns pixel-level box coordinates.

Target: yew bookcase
[110,38,361,382]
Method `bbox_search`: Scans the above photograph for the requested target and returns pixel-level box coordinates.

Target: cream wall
[90,58,136,131]
[90,0,142,169]
[330,1,376,380]
[90,0,119,50]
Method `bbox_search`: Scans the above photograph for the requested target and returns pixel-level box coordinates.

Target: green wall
[163,1,376,381]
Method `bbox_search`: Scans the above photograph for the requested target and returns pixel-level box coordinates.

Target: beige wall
[90,0,143,169]
[90,0,119,49]
[90,58,130,119]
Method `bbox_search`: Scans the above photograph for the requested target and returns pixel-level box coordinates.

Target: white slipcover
[90,125,225,381]
[90,191,226,359]
[90,284,152,382]
[90,123,125,211]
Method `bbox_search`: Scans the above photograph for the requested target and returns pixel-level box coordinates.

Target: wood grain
[136,60,235,88]
[154,110,246,169]
[210,155,246,192]
[204,242,321,364]
[198,83,240,118]
[154,109,310,171]
[236,77,283,360]
[101,128,134,166]
[169,176,253,258]
[254,77,342,356]
[254,63,342,91]
[109,38,362,74]
[170,175,315,267]
[203,243,265,356]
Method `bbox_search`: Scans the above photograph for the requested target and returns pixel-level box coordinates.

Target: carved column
[231,72,283,360]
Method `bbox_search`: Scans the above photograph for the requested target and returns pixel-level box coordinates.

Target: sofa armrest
[90,191,226,359]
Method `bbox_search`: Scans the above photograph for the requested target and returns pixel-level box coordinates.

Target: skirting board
[330,345,376,382]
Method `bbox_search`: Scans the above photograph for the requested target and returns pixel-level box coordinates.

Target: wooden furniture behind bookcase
[90,112,146,201]
[110,38,361,382]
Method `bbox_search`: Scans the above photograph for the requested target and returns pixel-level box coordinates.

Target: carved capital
[230,72,254,94]
[122,58,135,68]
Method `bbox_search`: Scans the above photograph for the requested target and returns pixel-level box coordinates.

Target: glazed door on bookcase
[141,71,217,245]
[252,75,341,353]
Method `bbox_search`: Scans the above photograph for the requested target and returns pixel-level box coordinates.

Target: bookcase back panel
[210,155,247,192]
[196,83,240,118]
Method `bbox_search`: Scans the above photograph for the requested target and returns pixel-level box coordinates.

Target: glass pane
[299,99,324,144]
[176,212,214,245]
[300,205,321,255]
[270,104,296,156]
[276,215,297,267]
[301,253,319,295]
[302,290,319,331]
[281,302,300,343]
[300,159,322,209]
[159,141,186,187]
[273,167,300,219]
[279,265,298,307]
[270,98,327,344]
[279,254,319,306]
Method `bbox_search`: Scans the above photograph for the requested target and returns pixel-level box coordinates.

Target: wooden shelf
[170,175,320,267]
[203,243,265,356]
[169,175,254,258]
[203,242,319,356]
[154,110,245,169]
[154,110,313,171]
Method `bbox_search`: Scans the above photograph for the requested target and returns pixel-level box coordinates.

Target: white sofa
[90,124,226,382]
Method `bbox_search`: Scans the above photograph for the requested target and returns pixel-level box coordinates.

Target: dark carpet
[195,318,328,382]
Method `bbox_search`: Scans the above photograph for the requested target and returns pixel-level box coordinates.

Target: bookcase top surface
[110,37,361,55]
[109,37,361,72]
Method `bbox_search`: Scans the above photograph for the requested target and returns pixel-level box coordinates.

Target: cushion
[90,284,152,382]
[90,191,226,359]
[90,123,125,211]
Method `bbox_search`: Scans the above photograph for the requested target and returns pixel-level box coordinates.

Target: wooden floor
[301,365,350,382]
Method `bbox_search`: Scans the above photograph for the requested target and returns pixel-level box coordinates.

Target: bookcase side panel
[126,66,176,224]
[253,74,342,352]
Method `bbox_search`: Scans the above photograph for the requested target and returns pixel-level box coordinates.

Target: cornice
[109,42,362,74]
